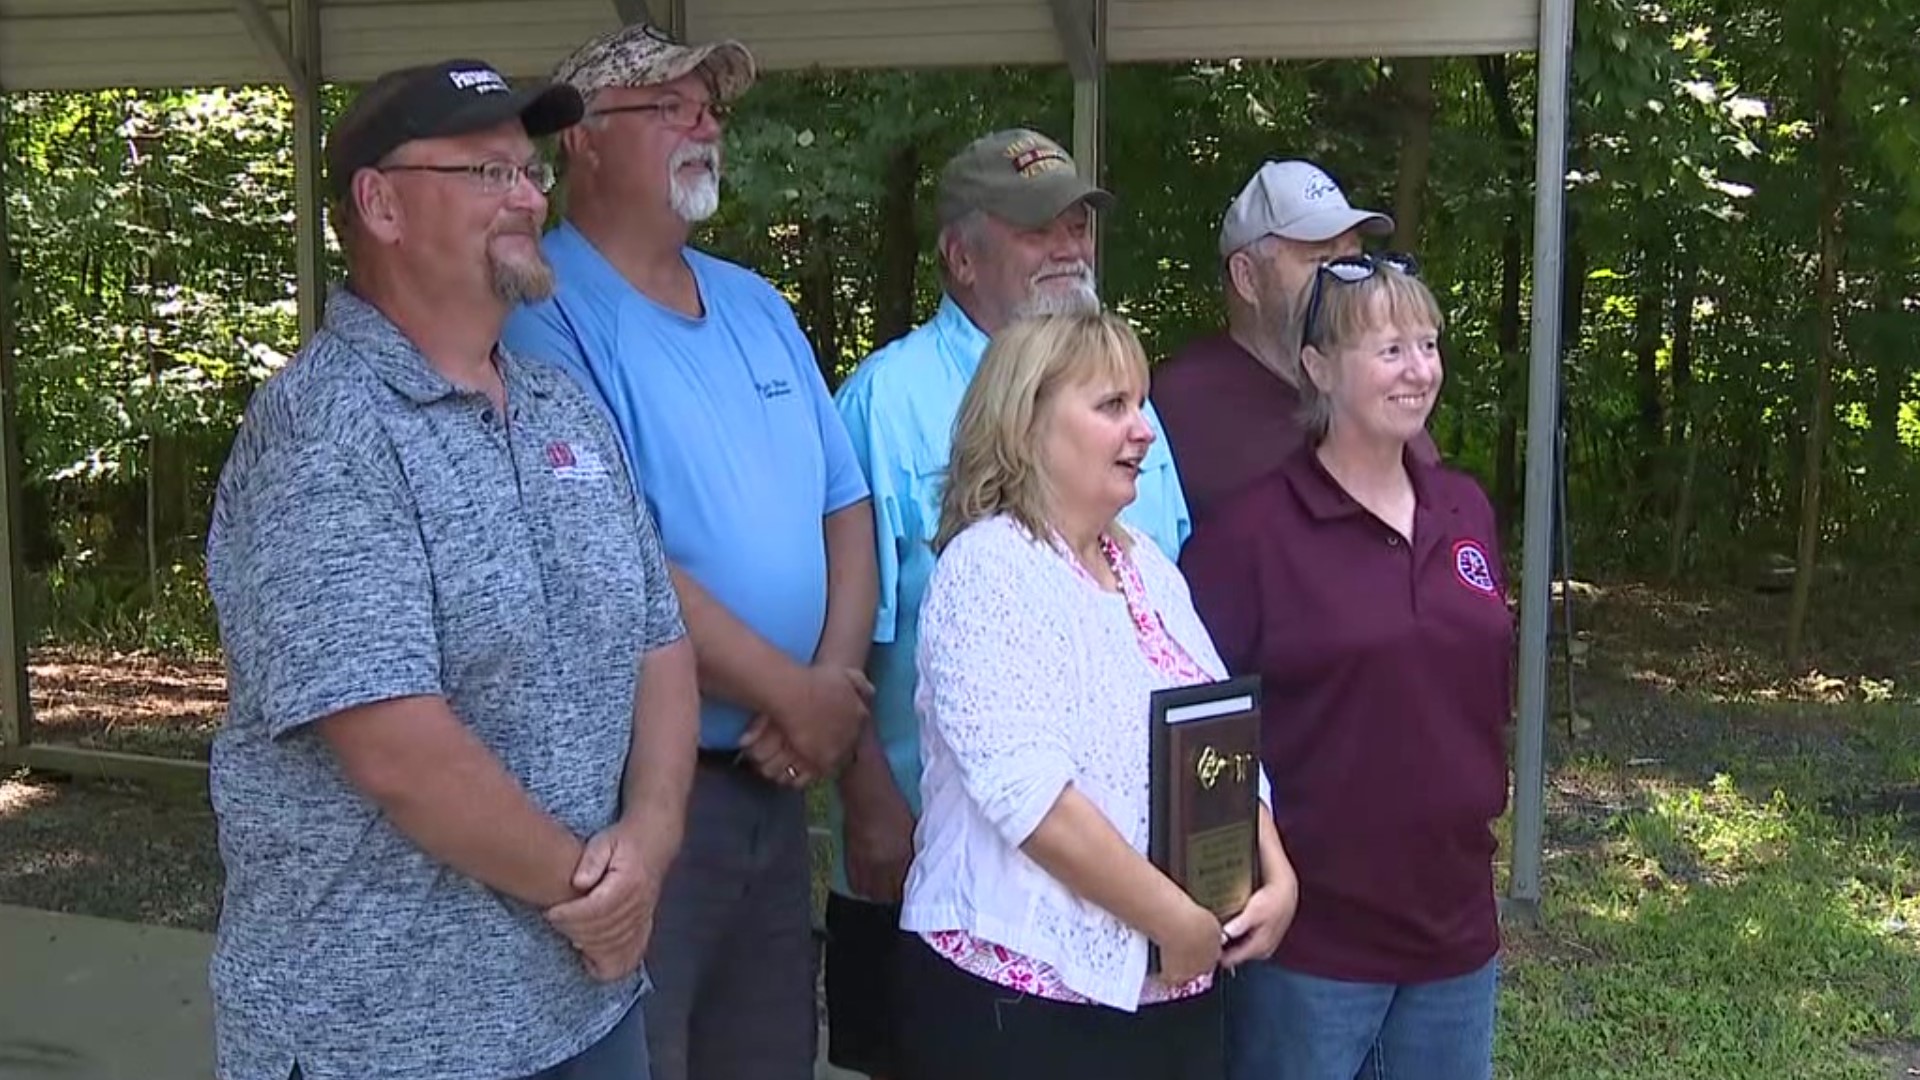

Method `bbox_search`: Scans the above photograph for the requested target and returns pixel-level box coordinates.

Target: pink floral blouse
[925,532,1216,1006]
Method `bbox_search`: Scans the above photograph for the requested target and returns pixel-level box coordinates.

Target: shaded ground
[0,769,220,930]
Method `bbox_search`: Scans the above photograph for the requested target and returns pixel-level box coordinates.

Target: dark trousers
[893,932,1225,1080]
[641,757,817,1080]
[823,894,909,1075]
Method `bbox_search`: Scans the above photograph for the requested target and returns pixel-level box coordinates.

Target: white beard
[1014,263,1100,318]
[669,140,722,223]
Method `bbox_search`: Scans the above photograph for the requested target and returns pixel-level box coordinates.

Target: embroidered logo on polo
[545,440,609,482]
[1452,539,1498,595]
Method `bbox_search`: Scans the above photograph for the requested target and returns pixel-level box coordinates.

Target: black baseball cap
[327,59,584,200]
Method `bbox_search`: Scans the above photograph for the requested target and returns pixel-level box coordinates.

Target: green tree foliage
[3,2,1916,656]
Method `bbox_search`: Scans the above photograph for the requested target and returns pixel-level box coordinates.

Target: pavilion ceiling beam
[232,0,312,102]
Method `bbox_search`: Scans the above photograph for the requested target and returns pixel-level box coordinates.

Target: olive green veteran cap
[937,129,1115,230]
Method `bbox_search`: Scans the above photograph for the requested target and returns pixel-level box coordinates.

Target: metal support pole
[1507,0,1577,922]
[291,0,325,337]
[0,90,32,753]
[1069,0,1107,277]
[634,0,685,37]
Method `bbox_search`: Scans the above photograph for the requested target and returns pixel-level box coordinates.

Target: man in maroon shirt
[1153,160,1437,524]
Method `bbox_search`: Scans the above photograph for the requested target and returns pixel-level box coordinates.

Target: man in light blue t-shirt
[824,128,1193,1079]
[501,22,880,1080]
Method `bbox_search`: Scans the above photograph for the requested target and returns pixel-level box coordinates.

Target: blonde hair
[934,311,1151,554]
[1298,264,1444,441]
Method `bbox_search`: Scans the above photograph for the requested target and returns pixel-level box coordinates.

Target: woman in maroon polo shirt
[1180,255,1513,1080]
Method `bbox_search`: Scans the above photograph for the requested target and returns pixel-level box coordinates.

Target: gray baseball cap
[937,129,1114,229]
[552,22,755,101]
[1218,160,1393,256]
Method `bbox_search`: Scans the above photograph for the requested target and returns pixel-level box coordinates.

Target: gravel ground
[0,768,222,930]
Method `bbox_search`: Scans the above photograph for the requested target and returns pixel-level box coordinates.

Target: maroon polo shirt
[1179,445,1513,984]
[1153,332,1439,525]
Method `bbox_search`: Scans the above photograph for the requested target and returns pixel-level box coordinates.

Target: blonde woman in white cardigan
[891,311,1300,1080]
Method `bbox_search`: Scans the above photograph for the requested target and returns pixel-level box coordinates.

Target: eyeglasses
[379,159,557,195]
[1301,251,1421,347]
[587,96,730,130]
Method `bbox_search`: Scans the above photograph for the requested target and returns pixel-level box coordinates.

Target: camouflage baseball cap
[937,129,1114,230]
[552,22,755,102]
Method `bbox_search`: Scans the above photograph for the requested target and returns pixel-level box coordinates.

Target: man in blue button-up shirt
[823,128,1192,1080]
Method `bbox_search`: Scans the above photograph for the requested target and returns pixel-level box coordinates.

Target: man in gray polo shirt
[205,58,697,1080]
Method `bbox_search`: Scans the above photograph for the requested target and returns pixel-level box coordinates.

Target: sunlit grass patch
[1500,765,1920,1079]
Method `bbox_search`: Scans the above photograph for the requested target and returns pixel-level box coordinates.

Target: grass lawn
[1492,581,1920,1078]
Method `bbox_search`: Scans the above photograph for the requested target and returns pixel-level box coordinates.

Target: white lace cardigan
[899,513,1263,1011]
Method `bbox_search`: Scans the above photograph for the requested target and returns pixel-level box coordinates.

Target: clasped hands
[738,662,874,788]
[544,818,667,983]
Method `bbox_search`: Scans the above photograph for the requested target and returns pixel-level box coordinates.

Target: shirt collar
[932,294,992,378]
[326,284,550,405]
[550,218,707,327]
[547,220,628,302]
[1282,443,1451,521]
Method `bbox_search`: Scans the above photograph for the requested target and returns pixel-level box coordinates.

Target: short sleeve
[1178,506,1265,676]
[633,490,687,651]
[834,371,908,643]
[234,441,442,737]
[1461,479,1508,594]
[566,381,686,654]
[916,527,1078,846]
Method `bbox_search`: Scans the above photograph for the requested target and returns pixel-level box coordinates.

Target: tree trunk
[798,224,842,384]
[1668,255,1696,453]
[1477,56,1529,538]
[1632,243,1667,499]
[1560,209,1589,357]
[1786,19,1845,667]
[1865,273,1907,485]
[1664,256,1700,582]
[872,142,921,350]
[1390,57,1436,253]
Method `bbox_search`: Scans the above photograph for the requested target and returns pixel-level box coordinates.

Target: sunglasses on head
[1301,251,1421,348]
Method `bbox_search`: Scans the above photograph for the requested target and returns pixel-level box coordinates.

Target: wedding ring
[785,765,799,781]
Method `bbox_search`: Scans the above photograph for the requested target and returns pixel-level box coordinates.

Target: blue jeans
[1224,957,1498,1080]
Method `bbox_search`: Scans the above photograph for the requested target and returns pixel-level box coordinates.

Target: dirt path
[25,647,225,761]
